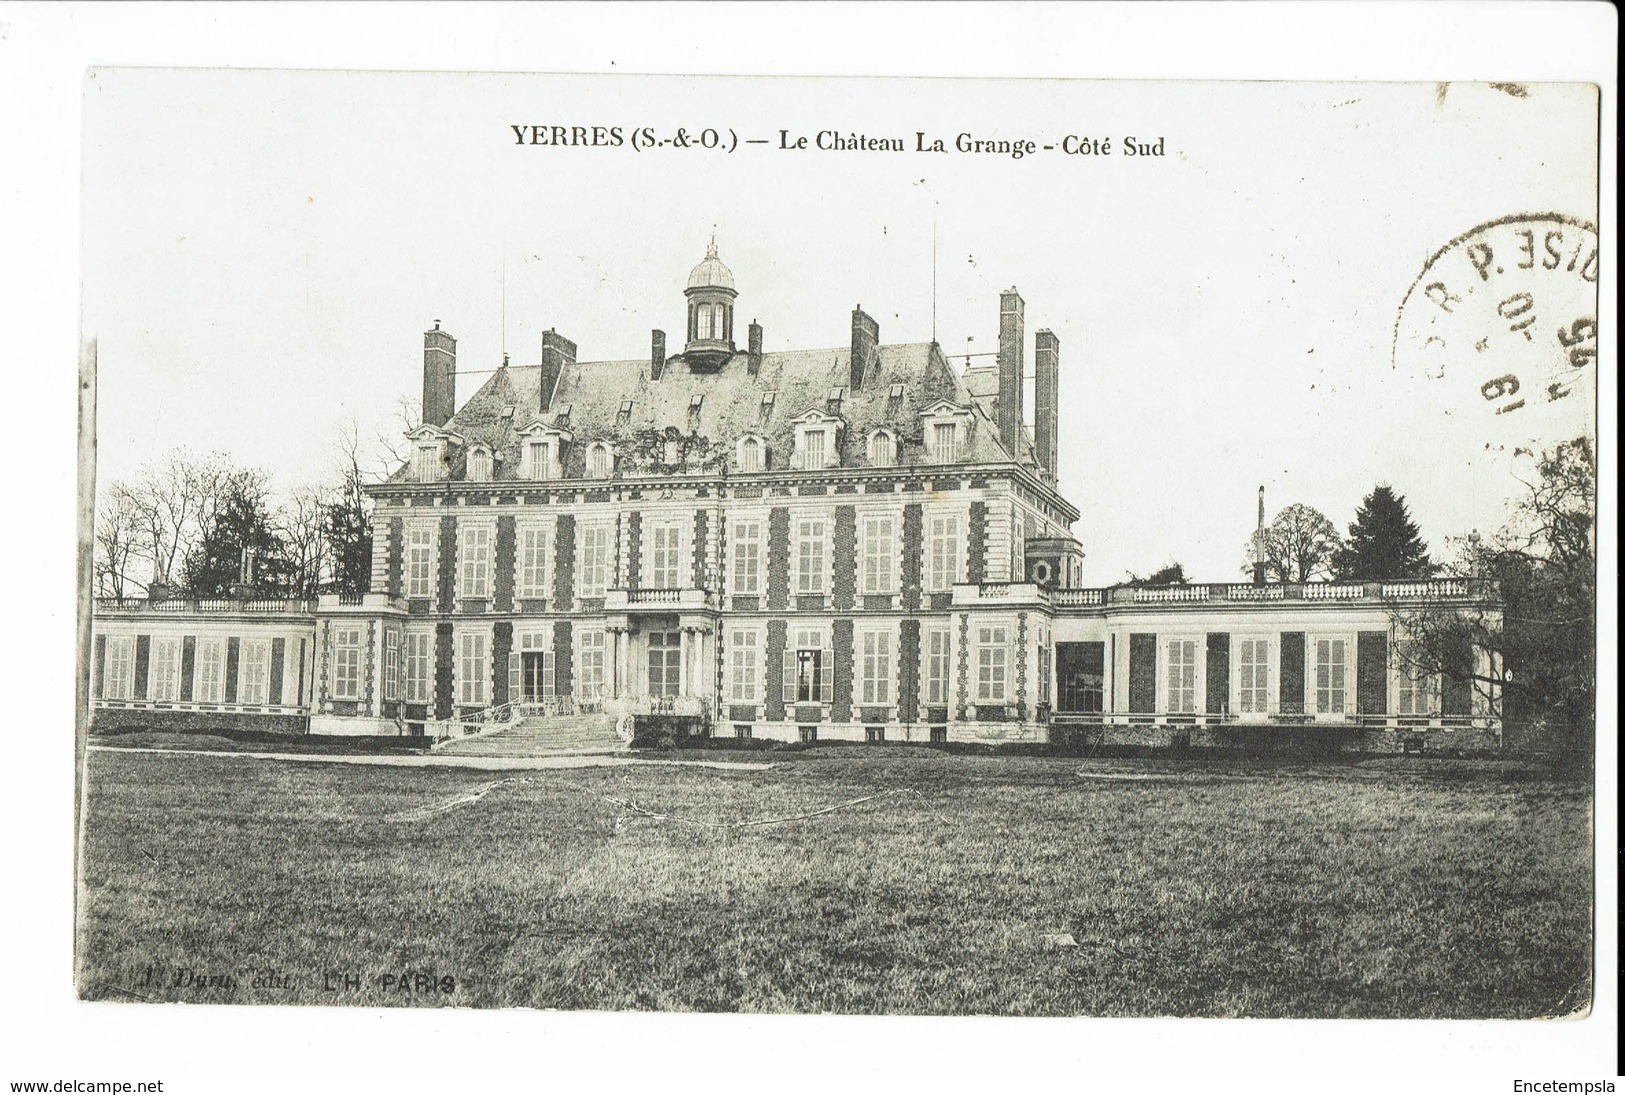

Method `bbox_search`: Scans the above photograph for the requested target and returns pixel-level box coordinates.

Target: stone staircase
[435,713,628,757]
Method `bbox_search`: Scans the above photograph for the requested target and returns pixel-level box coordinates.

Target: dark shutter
[1279,632,1305,714]
[1128,633,1157,714]
[1442,642,1474,716]
[269,637,286,705]
[1206,632,1230,714]
[180,636,196,701]
[225,637,240,703]
[134,634,151,700]
[93,635,106,699]
[1356,631,1388,715]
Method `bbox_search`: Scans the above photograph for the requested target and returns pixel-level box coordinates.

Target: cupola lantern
[683,234,737,367]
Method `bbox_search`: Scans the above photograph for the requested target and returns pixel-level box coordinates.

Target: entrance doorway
[522,652,547,704]
[646,630,681,697]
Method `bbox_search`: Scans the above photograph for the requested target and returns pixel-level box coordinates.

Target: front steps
[435,713,628,757]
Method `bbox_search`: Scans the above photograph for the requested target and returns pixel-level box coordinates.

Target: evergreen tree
[1334,485,1432,580]
[179,473,291,596]
[323,448,373,596]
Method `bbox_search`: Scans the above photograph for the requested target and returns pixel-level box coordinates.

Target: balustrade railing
[95,596,317,615]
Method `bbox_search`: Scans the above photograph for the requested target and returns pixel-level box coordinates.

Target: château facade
[90,241,1504,753]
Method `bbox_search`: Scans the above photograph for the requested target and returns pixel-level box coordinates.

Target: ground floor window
[240,639,270,706]
[1056,642,1104,714]
[1166,638,1198,714]
[1236,638,1270,714]
[647,630,681,698]
[331,626,362,701]
[730,629,759,703]
[859,628,892,705]
[1314,637,1349,714]
[404,631,432,704]
[194,638,225,703]
[923,627,951,706]
[975,625,1009,704]
[578,629,607,702]
[458,630,488,706]
[149,637,182,703]
[1397,661,1439,716]
[104,636,134,700]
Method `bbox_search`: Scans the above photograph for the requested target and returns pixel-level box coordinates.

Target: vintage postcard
[74,67,1599,1032]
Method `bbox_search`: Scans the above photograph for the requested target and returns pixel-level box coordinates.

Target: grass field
[77,746,1592,1017]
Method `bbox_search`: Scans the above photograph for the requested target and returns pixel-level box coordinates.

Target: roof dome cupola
[683,234,738,367]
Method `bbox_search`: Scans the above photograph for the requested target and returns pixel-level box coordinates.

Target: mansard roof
[387,341,1043,484]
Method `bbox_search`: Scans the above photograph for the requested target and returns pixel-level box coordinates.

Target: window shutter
[782,648,797,704]
[543,650,556,697]
[508,651,520,706]
[819,641,833,703]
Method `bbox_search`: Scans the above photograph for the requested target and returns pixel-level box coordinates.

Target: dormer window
[587,442,613,479]
[737,434,767,472]
[826,387,845,413]
[618,400,634,425]
[663,438,682,465]
[920,401,974,464]
[466,445,492,481]
[412,442,441,482]
[791,410,843,471]
[515,421,573,481]
[801,429,827,470]
[760,391,776,425]
[867,429,897,467]
[553,402,573,427]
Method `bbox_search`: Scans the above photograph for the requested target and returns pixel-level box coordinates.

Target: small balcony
[602,587,717,613]
[950,582,1051,607]
[316,592,408,614]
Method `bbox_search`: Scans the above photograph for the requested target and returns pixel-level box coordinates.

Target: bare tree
[125,449,240,589]
[93,483,144,599]
[278,484,331,598]
[1242,503,1344,583]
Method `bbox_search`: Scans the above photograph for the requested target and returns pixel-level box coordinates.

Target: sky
[81,72,1598,585]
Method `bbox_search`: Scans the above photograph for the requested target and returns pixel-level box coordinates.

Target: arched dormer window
[736,434,767,473]
[586,442,614,479]
[867,429,897,467]
[404,424,458,483]
[466,444,492,482]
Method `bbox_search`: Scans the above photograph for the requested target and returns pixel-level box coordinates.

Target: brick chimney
[651,329,667,380]
[1034,329,1059,479]
[422,321,456,427]
[997,288,1024,459]
[748,320,763,377]
[850,306,879,392]
[539,329,577,412]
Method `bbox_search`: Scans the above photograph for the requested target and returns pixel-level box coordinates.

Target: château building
[89,241,1504,753]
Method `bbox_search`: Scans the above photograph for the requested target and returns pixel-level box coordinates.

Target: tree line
[94,434,376,601]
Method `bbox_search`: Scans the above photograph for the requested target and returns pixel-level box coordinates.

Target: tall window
[578,523,611,598]
[240,639,270,705]
[648,522,683,589]
[731,520,762,594]
[383,629,400,701]
[1315,638,1348,714]
[412,443,440,482]
[404,631,432,704]
[739,436,763,472]
[149,638,181,702]
[859,629,892,705]
[331,628,361,701]
[194,638,225,703]
[927,514,961,592]
[517,524,551,600]
[405,524,436,598]
[800,429,827,470]
[1236,638,1270,714]
[931,422,960,462]
[860,515,895,595]
[525,440,552,480]
[795,518,826,594]
[1397,655,1438,716]
[467,448,491,481]
[1038,632,1051,705]
[457,630,488,706]
[578,629,607,701]
[459,523,493,599]
[730,629,759,702]
[786,626,830,703]
[1012,514,1026,580]
[1166,639,1198,714]
[587,443,612,479]
[924,627,951,705]
[103,637,134,700]
[976,625,1009,704]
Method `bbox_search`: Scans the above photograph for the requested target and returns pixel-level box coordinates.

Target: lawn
[76,747,1592,1017]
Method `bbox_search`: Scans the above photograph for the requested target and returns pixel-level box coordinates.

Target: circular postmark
[1393,213,1598,456]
